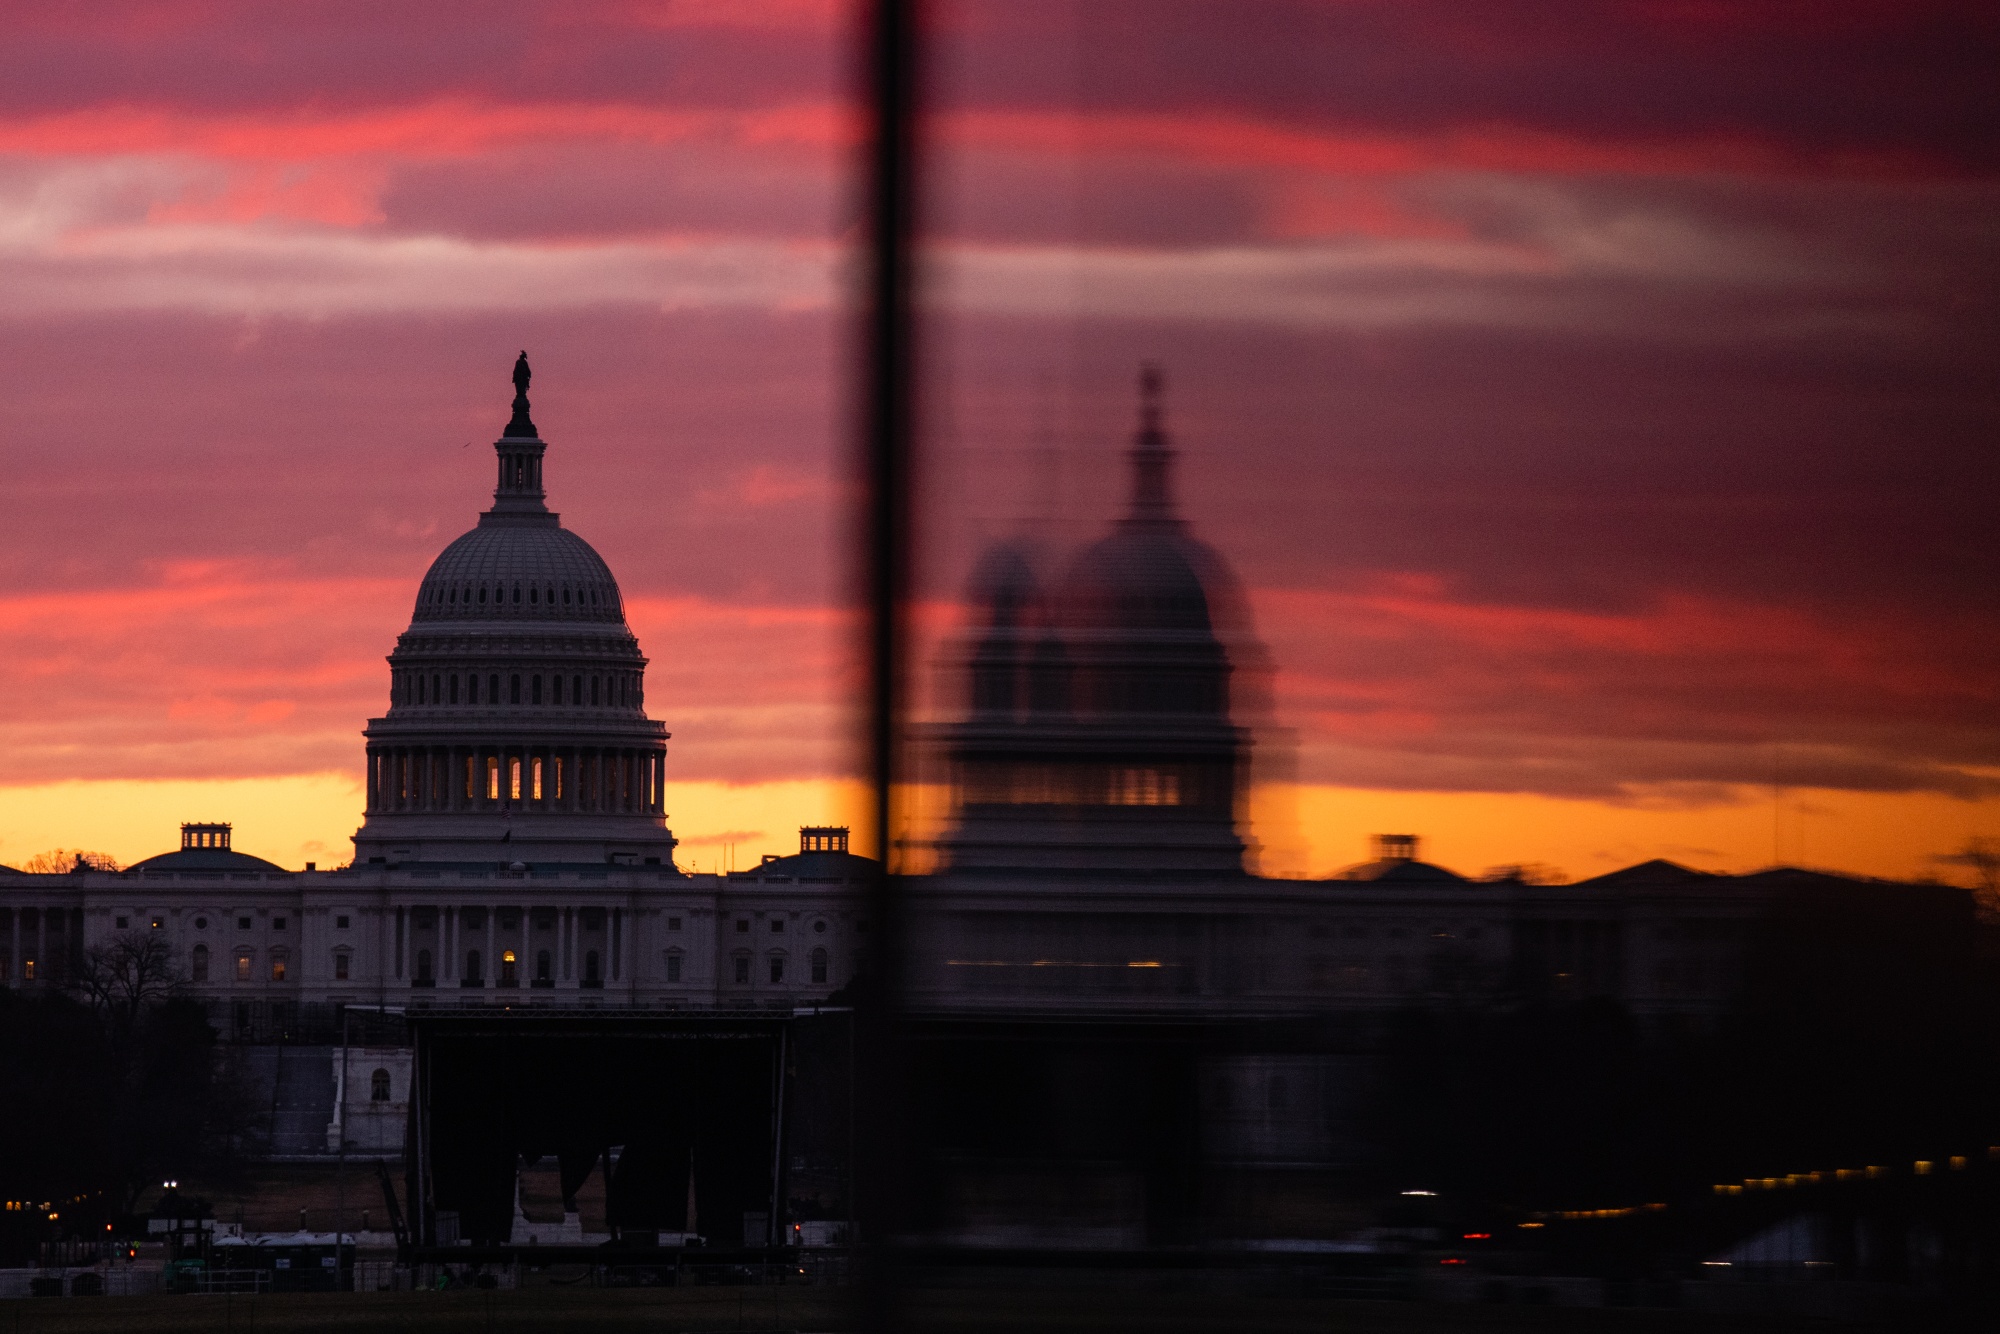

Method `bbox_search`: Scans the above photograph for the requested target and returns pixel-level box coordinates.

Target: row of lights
[1712,1146,1998,1195]
[1531,1202,1668,1223]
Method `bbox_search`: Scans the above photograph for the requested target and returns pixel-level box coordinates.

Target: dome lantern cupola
[488,351,553,525]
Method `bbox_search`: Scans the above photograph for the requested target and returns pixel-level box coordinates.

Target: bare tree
[1940,837,2000,921]
[18,848,120,874]
[70,931,184,1037]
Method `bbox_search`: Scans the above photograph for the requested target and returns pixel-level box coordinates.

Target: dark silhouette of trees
[71,930,183,1041]
[17,849,119,873]
[0,947,244,1224]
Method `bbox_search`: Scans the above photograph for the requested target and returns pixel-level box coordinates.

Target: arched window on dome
[478,585,487,604]
[552,676,563,704]
[528,586,537,604]
[546,586,554,605]
[432,674,441,703]
[510,674,522,704]
[531,675,542,705]
[590,589,599,606]
[572,675,583,705]
[448,586,456,604]
[489,674,500,702]
[416,675,426,705]
[512,583,521,604]
[591,676,600,706]
[467,675,479,703]
[562,586,571,604]
[450,675,460,704]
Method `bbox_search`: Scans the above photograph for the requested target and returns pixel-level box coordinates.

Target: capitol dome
[352,354,677,870]
[412,524,624,625]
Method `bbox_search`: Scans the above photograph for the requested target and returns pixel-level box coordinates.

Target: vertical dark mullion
[857,0,917,1324]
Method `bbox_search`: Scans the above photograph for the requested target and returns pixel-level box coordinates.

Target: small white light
[1400,1190,1437,1197]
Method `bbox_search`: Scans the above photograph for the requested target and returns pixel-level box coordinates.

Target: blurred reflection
[933,366,1257,878]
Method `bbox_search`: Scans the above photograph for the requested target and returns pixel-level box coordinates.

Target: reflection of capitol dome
[352,355,677,869]
[939,368,1254,877]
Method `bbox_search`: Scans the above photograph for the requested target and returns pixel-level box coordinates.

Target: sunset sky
[1,1,1994,883]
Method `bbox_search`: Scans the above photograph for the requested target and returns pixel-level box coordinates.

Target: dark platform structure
[408,1010,813,1249]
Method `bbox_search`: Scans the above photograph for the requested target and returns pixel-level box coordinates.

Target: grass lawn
[0,1286,1924,1333]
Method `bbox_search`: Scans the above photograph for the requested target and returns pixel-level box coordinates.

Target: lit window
[236,951,253,982]
[270,954,287,982]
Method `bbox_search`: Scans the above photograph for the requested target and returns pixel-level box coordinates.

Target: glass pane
[888,0,2000,1316]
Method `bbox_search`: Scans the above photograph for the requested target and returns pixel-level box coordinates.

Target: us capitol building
[0,357,873,1044]
[0,356,1874,1049]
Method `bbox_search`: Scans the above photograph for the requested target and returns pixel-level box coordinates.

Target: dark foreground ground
[0,1287,1975,1333]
